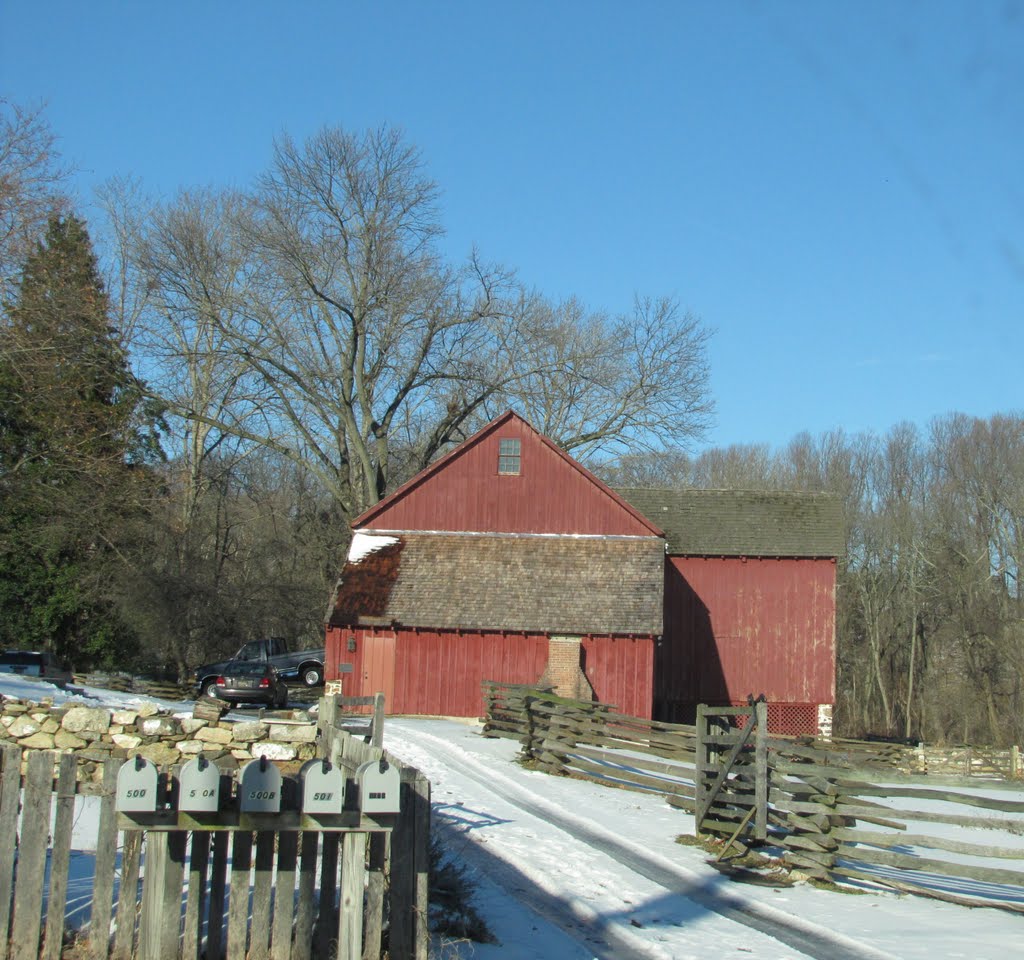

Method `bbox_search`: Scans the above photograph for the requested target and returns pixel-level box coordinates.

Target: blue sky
[2,1,1021,452]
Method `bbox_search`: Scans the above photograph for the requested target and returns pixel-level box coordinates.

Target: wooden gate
[694,700,768,845]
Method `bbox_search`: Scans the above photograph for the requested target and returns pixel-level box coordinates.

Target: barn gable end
[355,412,662,538]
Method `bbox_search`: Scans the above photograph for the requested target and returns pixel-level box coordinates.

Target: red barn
[326,412,843,733]
[325,412,665,718]
[615,488,843,735]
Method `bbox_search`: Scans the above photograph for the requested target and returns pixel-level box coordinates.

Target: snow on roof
[347,531,400,563]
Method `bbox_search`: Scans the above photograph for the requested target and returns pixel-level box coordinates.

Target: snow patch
[347,532,400,563]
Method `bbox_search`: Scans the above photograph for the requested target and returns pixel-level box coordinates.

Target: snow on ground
[2,675,1022,958]
[383,718,1024,960]
[0,672,197,713]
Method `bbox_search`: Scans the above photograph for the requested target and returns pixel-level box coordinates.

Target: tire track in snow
[431,813,660,960]
[391,722,901,960]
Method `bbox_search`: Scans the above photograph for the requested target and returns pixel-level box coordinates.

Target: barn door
[359,631,396,711]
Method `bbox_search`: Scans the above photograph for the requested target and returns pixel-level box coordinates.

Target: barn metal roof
[615,488,845,558]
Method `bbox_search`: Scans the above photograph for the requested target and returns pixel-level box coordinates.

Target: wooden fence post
[363,833,387,959]
[91,758,122,960]
[755,700,768,841]
[314,834,340,958]
[390,769,431,960]
[372,692,385,749]
[205,832,230,960]
[338,833,367,960]
[389,773,415,960]
[413,773,430,960]
[694,704,708,833]
[11,750,53,960]
[182,832,210,960]
[42,753,78,960]
[291,833,319,960]
[227,831,254,960]
[0,744,21,960]
[249,830,276,960]
[138,830,187,960]
[527,693,545,760]
[319,694,338,761]
[111,831,142,960]
[270,831,299,960]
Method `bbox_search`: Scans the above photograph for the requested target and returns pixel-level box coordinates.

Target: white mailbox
[116,755,159,812]
[239,757,282,813]
[179,755,221,813]
[300,759,346,815]
[356,758,401,815]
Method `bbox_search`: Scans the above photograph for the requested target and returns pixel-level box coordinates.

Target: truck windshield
[236,641,263,661]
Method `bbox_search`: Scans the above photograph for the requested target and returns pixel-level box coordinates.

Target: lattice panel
[731,702,819,736]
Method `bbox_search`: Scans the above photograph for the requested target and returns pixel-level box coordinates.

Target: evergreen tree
[0,214,162,666]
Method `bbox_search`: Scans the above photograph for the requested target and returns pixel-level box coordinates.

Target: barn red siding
[328,626,550,716]
[656,557,836,717]
[361,418,657,537]
[327,626,654,718]
[581,635,654,719]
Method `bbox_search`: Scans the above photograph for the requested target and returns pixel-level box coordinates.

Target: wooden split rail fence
[482,681,1024,911]
[0,694,429,960]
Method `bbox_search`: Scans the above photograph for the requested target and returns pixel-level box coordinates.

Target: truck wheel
[201,678,219,700]
[302,666,323,687]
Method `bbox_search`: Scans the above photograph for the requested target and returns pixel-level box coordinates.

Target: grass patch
[429,833,496,945]
[677,833,786,869]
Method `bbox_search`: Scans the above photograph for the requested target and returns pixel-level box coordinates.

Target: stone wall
[0,693,320,779]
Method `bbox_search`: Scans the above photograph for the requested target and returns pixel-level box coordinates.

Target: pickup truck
[194,637,325,700]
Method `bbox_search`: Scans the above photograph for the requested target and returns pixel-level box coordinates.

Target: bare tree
[127,125,714,522]
[0,99,69,294]
[100,185,275,673]
[491,294,712,462]
[926,413,1024,744]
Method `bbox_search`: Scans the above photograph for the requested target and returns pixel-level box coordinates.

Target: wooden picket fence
[0,695,429,960]
[482,681,1024,911]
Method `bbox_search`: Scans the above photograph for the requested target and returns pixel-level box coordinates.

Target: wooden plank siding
[328,627,656,718]
[658,556,836,719]
[355,412,662,538]
[580,635,654,720]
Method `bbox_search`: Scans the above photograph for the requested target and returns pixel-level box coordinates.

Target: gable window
[498,438,521,475]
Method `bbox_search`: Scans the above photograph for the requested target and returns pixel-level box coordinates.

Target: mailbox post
[109,737,411,960]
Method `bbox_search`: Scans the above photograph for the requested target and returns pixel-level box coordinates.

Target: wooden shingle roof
[329,532,665,635]
[615,488,845,558]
